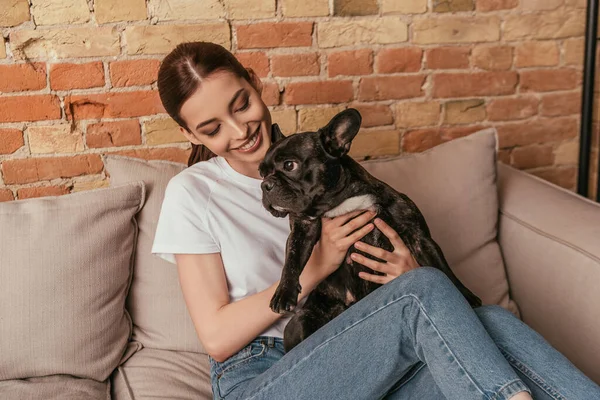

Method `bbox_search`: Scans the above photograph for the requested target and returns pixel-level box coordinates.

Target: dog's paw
[270,282,301,314]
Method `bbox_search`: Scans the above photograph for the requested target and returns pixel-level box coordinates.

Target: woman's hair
[157,42,253,167]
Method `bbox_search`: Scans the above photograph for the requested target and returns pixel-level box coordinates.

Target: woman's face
[178,70,272,177]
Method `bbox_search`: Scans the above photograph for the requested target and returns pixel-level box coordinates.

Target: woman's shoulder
[165,157,223,199]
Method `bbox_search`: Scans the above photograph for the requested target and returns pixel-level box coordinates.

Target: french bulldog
[259,109,482,352]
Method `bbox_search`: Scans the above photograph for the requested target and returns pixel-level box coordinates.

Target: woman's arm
[176,210,377,362]
[176,249,326,363]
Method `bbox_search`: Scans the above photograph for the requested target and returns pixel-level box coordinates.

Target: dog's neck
[323,195,378,218]
[315,158,378,217]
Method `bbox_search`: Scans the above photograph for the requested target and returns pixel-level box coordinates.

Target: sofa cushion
[0,182,145,384]
[110,348,212,400]
[0,375,110,400]
[104,156,203,353]
[362,128,518,314]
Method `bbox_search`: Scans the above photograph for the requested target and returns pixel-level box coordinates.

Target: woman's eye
[283,161,296,171]
[237,97,250,112]
[207,125,220,136]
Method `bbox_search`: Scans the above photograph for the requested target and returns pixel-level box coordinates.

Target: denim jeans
[208,267,600,400]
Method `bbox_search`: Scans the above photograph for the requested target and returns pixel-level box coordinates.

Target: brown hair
[157,42,254,167]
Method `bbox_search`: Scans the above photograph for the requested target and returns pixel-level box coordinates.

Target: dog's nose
[262,180,275,192]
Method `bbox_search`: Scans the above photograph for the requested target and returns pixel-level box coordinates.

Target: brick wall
[0,0,593,201]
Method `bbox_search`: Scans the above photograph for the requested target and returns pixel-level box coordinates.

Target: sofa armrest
[497,162,600,384]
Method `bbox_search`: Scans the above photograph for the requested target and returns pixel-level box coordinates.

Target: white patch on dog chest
[323,195,377,218]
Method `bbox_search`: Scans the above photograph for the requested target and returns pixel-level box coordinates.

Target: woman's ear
[246,67,263,96]
[179,126,203,145]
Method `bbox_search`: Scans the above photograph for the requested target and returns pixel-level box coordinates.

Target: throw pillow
[0,182,145,383]
[362,128,518,314]
[104,156,202,353]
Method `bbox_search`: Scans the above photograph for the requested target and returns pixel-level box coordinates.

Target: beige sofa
[0,128,598,399]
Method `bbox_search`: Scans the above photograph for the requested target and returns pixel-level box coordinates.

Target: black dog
[259,109,482,352]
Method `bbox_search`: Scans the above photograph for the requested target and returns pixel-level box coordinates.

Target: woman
[151,42,600,400]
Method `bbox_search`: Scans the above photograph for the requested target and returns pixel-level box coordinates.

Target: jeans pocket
[216,341,268,398]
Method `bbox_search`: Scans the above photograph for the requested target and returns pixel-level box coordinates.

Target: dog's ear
[319,108,362,158]
[271,123,285,144]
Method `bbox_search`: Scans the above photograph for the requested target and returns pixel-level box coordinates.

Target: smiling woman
[157,42,272,179]
[176,73,271,179]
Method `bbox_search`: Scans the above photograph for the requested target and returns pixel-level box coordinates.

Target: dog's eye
[283,161,297,172]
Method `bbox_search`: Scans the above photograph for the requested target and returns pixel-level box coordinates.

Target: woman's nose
[229,119,249,139]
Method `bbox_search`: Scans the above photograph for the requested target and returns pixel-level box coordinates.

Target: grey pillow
[0,182,145,383]
[110,348,212,400]
[103,156,202,352]
[362,128,517,315]
[0,375,110,400]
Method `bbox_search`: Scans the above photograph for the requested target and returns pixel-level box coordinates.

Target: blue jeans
[209,267,600,399]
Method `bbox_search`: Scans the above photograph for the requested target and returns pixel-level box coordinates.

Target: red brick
[351,104,393,127]
[261,82,281,106]
[65,91,165,120]
[109,59,161,87]
[2,155,104,184]
[530,167,577,190]
[0,189,14,202]
[87,120,142,148]
[0,95,61,123]
[472,45,513,71]
[375,47,423,73]
[540,91,581,116]
[0,129,24,154]
[359,75,425,101]
[18,185,71,199]
[50,62,104,90]
[476,0,518,11]
[496,117,578,148]
[328,49,372,77]
[402,129,442,153]
[487,96,539,121]
[511,145,554,169]
[237,22,313,49]
[107,147,189,164]
[284,81,354,105]
[520,69,581,92]
[235,52,269,77]
[433,72,518,98]
[271,53,320,77]
[515,41,559,68]
[402,126,486,152]
[439,125,488,141]
[0,63,46,92]
[426,47,470,69]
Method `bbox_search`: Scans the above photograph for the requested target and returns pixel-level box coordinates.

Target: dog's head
[259,108,362,218]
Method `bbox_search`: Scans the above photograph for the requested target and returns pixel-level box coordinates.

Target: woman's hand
[310,209,377,282]
[351,218,420,284]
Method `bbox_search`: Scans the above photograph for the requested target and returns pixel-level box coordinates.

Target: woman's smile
[235,125,263,153]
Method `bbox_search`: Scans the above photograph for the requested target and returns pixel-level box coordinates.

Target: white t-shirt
[151,155,292,338]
